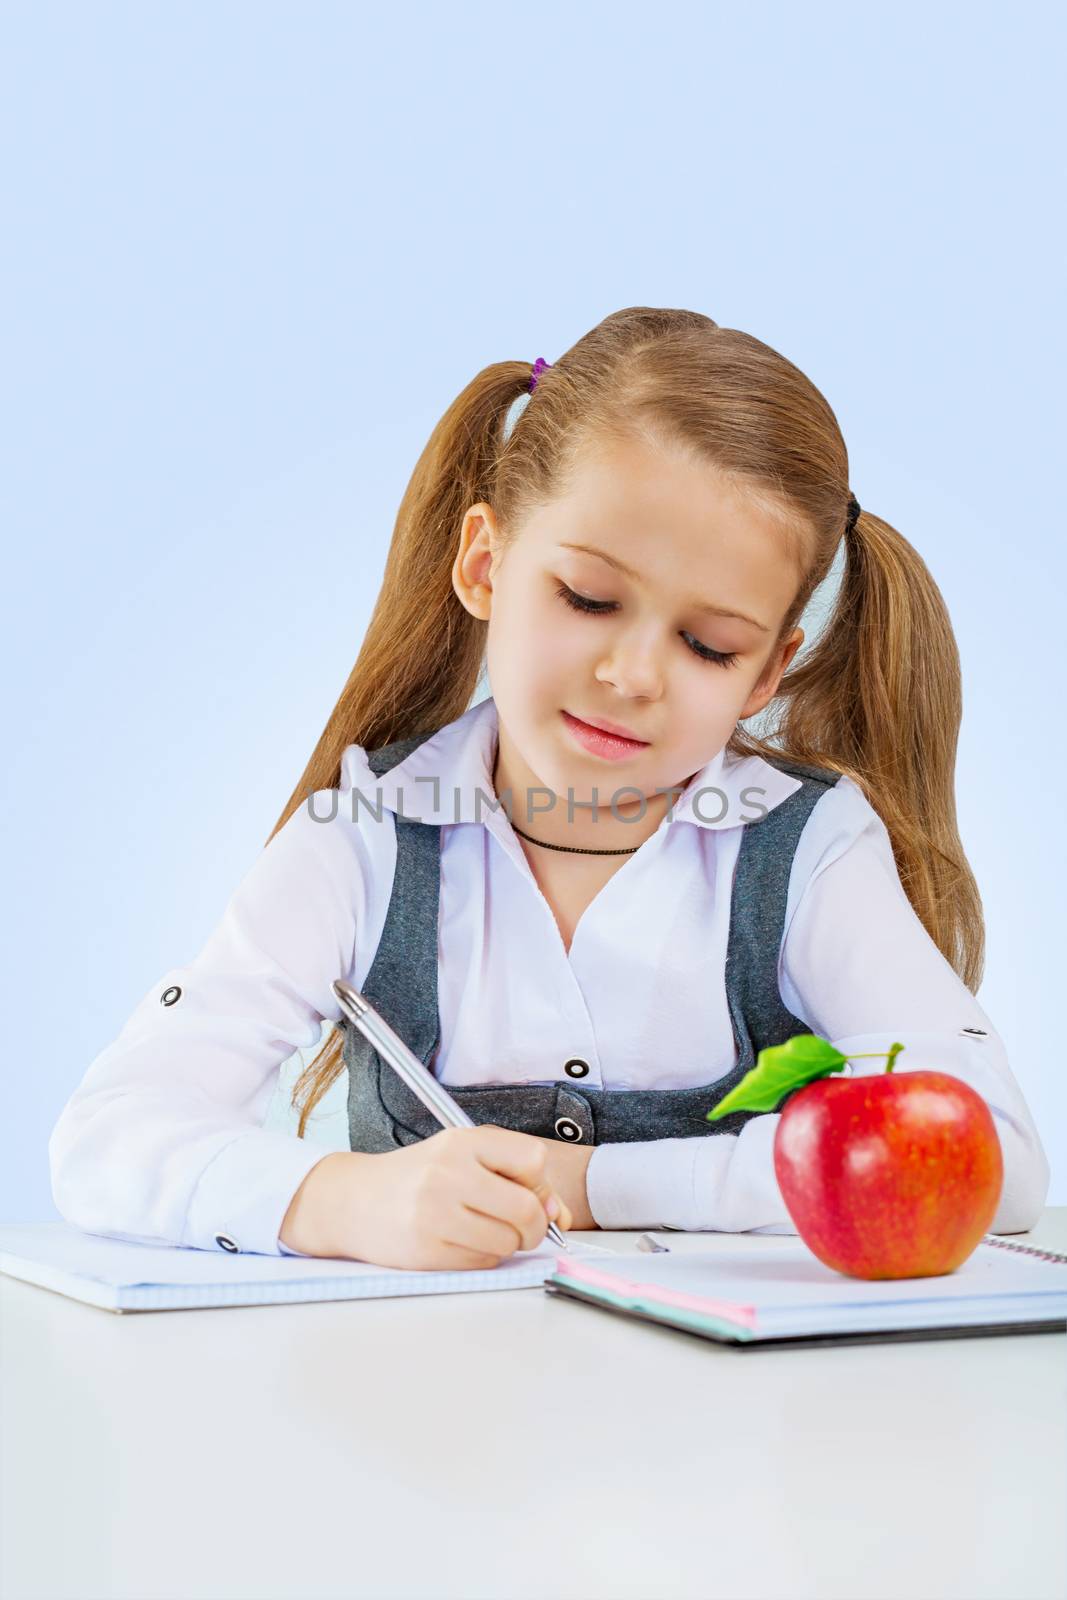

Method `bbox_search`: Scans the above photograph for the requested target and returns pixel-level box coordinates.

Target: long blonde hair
[276,306,983,1138]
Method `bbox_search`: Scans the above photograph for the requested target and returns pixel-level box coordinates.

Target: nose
[594,633,664,699]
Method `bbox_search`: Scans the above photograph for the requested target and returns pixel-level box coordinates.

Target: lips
[562,711,648,764]
[569,712,648,743]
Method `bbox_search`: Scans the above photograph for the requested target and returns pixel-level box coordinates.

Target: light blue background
[4,1,1063,1217]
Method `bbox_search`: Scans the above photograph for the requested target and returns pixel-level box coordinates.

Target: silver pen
[332,978,570,1251]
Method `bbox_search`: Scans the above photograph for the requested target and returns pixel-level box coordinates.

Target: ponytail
[280,362,534,1135]
[732,506,985,991]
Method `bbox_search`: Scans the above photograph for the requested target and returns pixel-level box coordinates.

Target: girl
[49,307,1050,1272]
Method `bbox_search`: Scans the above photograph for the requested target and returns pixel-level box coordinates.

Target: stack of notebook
[1,1222,1064,1347]
[543,1236,1067,1348]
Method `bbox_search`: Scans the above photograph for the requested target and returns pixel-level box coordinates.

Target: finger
[471,1125,549,1190]
[430,1238,513,1271]
[470,1127,569,1235]
[443,1204,528,1261]
[463,1165,553,1253]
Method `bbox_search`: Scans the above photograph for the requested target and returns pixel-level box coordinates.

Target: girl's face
[453,433,806,840]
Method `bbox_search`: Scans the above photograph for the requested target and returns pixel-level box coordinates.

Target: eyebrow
[558,542,771,632]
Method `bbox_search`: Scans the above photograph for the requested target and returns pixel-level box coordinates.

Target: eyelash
[553,583,741,669]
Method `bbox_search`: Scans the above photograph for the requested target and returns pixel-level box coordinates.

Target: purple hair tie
[529,357,552,392]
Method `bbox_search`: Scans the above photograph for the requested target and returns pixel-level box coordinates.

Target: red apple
[772,1069,1003,1279]
[706,1036,1005,1280]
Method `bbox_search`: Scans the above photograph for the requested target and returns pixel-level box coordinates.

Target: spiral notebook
[0,1222,608,1315]
[544,1234,1067,1349]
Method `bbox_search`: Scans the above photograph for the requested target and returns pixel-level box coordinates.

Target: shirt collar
[365,694,802,830]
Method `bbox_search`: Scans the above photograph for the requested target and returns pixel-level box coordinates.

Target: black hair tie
[845,493,862,535]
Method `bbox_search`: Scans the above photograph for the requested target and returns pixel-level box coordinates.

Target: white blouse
[49,694,1050,1255]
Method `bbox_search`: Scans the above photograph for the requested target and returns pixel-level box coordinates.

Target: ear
[452,504,501,620]
[739,628,805,720]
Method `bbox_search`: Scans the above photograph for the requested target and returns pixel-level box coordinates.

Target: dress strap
[725,755,843,1081]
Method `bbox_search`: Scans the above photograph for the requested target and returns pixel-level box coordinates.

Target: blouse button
[554,1116,584,1143]
[215,1233,239,1253]
[564,1059,590,1079]
[161,986,182,1006]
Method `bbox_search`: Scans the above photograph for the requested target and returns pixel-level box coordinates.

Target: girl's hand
[282,1126,573,1270]
[532,1136,596,1230]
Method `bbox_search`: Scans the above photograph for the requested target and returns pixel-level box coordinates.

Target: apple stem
[841,1042,906,1075]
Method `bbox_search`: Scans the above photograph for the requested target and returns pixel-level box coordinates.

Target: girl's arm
[582,777,1051,1236]
[51,771,571,1268]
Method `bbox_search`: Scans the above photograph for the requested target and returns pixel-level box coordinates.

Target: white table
[3,1211,1065,1600]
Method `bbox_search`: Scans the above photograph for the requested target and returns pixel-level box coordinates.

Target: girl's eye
[553,582,741,669]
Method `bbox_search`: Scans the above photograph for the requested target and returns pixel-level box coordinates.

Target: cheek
[486,592,569,693]
[517,591,584,662]
[487,585,538,652]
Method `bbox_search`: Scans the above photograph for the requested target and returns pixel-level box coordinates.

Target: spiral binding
[980,1233,1067,1265]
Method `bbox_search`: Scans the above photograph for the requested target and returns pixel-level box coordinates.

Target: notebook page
[0,1222,603,1312]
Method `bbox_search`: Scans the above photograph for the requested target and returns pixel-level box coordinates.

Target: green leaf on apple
[706,1034,907,1121]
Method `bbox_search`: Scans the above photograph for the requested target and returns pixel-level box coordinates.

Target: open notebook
[545,1236,1067,1348]
[0,1222,609,1314]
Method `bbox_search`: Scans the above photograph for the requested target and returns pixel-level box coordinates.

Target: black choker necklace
[495,740,642,854]
[509,821,640,856]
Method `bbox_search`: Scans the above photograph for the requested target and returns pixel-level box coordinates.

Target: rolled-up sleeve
[586,778,1051,1235]
[49,776,384,1256]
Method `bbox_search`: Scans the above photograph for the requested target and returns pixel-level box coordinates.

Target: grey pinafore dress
[341,727,843,1152]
